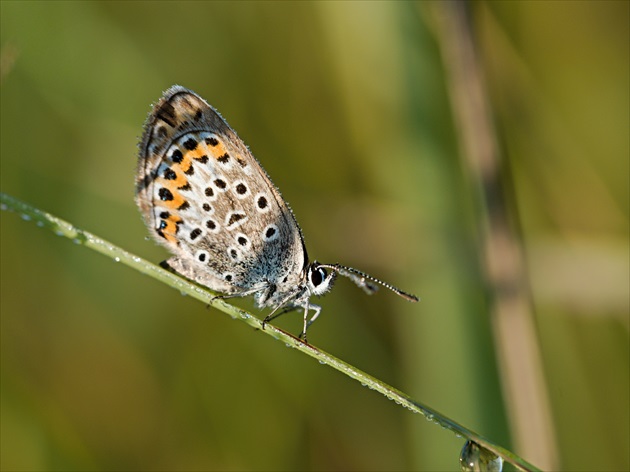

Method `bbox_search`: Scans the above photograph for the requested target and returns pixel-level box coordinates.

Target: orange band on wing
[208,141,228,160]
[177,152,194,174]
[158,213,182,244]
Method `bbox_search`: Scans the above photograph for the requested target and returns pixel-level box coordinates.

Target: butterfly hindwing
[136,86,307,295]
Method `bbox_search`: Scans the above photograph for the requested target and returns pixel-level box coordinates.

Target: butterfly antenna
[318,264,419,302]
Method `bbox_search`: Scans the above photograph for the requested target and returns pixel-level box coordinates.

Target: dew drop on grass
[21,213,31,221]
[460,440,503,472]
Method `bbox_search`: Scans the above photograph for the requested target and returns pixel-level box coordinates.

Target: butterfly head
[305,262,337,297]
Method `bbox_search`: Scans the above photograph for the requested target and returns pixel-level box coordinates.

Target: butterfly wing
[136,86,307,296]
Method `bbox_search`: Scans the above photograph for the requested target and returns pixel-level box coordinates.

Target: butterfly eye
[310,267,327,287]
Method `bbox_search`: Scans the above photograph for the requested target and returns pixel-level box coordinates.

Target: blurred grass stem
[427,1,559,469]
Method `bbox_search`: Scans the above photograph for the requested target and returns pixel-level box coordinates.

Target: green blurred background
[1,1,627,471]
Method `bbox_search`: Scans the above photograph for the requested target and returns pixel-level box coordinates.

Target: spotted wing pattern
[136,86,308,303]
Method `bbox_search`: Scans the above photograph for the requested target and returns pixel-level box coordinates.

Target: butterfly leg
[261,285,308,332]
[262,305,300,330]
[211,285,264,302]
[299,303,322,343]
